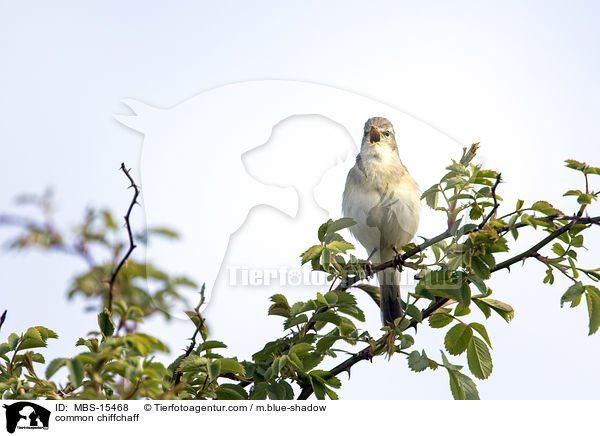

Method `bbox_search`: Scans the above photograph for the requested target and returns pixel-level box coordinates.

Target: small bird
[342,117,421,325]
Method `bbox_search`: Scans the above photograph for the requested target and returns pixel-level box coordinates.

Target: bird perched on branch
[342,117,421,325]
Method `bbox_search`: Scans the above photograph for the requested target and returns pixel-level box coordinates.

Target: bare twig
[174,285,207,386]
[478,173,502,229]
[106,163,140,313]
[0,310,6,333]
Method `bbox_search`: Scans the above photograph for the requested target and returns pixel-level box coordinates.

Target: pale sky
[1,1,599,399]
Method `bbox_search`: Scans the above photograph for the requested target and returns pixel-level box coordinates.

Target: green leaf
[289,343,313,356]
[454,304,471,317]
[471,256,490,280]
[405,304,422,322]
[8,333,19,351]
[33,326,58,340]
[309,374,328,400]
[473,299,492,318]
[326,240,354,253]
[469,323,492,347]
[578,193,592,205]
[466,337,493,380]
[324,291,338,305]
[218,358,245,376]
[316,335,340,353]
[565,159,586,171]
[564,189,583,197]
[531,201,560,215]
[97,309,115,338]
[216,384,248,400]
[325,217,356,235]
[19,328,47,350]
[429,313,453,328]
[178,355,208,372]
[312,311,341,325]
[0,343,10,356]
[552,243,566,256]
[571,235,584,248]
[268,294,291,318]
[250,382,268,400]
[201,341,228,351]
[585,287,600,335]
[448,370,479,400]
[45,358,67,379]
[208,360,221,381]
[316,292,329,306]
[284,314,309,329]
[561,282,585,308]
[480,298,514,322]
[407,350,429,373]
[418,271,471,307]
[67,358,85,388]
[31,352,45,364]
[147,227,179,239]
[268,380,294,400]
[301,245,324,265]
[400,334,415,350]
[516,199,524,210]
[444,324,473,356]
[440,350,463,371]
[318,221,330,242]
[421,185,439,209]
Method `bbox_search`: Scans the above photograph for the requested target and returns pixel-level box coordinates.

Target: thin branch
[106,163,140,313]
[0,310,6,333]
[491,218,577,273]
[478,173,502,229]
[336,228,452,292]
[174,285,207,386]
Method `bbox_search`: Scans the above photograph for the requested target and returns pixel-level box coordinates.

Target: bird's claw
[363,261,373,277]
[392,253,404,270]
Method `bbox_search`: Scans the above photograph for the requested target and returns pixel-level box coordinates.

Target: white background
[1,1,599,400]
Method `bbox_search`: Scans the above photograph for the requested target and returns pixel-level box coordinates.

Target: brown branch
[106,163,140,313]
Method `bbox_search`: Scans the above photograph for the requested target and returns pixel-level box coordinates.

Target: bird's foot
[362,261,373,277]
[392,253,404,270]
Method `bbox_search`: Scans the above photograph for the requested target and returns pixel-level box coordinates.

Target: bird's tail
[378,268,402,325]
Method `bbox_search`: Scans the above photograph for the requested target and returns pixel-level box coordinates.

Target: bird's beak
[369,126,380,144]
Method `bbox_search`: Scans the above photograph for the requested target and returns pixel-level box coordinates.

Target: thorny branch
[174,285,207,387]
[478,173,502,229]
[0,310,6,333]
[106,163,140,313]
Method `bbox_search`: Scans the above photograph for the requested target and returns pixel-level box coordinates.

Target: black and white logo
[3,402,50,433]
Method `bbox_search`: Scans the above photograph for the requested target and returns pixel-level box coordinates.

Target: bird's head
[360,117,398,157]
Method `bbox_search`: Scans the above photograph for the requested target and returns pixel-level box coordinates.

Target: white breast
[342,162,421,262]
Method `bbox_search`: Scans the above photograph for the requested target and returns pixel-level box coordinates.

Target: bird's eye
[383,131,390,137]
